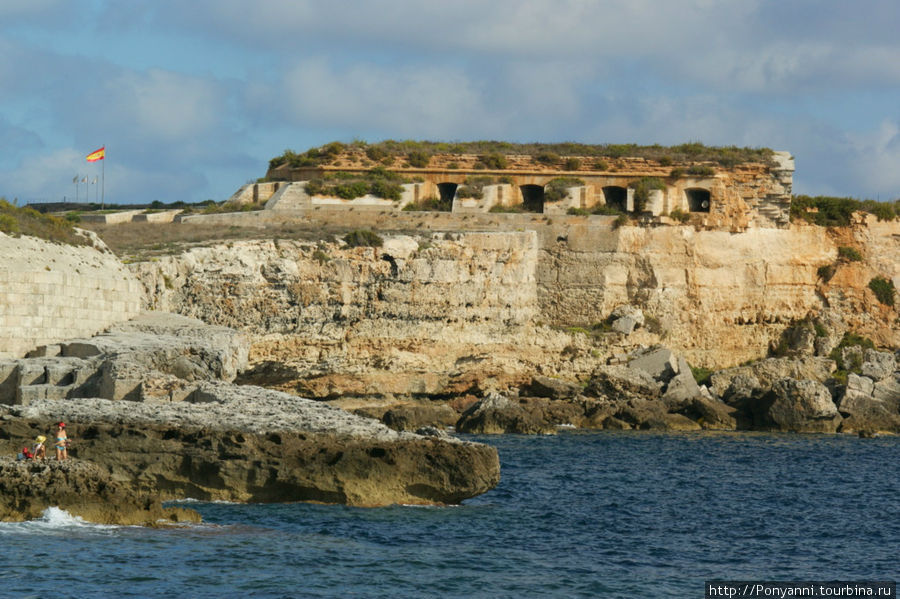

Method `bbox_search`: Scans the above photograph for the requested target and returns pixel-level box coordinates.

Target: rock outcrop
[0,313,501,520]
[0,458,200,525]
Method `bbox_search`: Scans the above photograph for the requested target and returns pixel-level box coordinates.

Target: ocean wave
[0,507,120,535]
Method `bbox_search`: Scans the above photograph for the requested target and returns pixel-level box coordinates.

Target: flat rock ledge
[0,458,200,525]
[1,382,500,515]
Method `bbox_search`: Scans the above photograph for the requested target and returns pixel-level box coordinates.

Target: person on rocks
[32,435,46,460]
[55,423,68,461]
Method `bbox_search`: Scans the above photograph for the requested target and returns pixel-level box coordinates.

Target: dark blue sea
[2,431,897,598]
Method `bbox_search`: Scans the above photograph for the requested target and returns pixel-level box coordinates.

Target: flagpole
[101,144,105,209]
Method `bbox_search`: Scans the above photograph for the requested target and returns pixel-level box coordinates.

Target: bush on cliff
[790,195,899,226]
[868,276,896,307]
[343,229,383,248]
[0,198,89,246]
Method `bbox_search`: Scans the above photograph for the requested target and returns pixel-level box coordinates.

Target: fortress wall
[0,233,143,358]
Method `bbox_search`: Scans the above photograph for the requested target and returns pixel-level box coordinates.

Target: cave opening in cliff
[520,185,544,213]
[686,188,711,212]
[437,183,458,210]
[602,186,627,212]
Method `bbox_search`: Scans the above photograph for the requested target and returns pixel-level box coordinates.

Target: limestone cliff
[133,220,898,398]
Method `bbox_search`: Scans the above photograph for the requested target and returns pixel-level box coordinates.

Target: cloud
[277,58,492,138]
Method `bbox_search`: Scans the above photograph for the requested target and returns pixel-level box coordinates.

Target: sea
[1,431,897,598]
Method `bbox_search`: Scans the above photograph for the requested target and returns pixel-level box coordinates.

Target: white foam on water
[0,507,119,535]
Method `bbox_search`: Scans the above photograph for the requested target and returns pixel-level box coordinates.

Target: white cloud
[280,58,492,138]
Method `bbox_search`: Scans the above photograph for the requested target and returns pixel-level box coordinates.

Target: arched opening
[686,188,711,212]
[602,186,627,212]
[520,184,544,213]
[437,183,458,210]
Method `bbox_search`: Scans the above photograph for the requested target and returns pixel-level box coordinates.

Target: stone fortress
[231,146,795,231]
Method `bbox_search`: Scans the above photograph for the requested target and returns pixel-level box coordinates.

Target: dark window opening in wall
[520,185,544,213]
[602,186,627,212]
[437,183,458,210]
[686,188,711,212]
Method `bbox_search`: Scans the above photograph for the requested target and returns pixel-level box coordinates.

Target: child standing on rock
[55,423,68,461]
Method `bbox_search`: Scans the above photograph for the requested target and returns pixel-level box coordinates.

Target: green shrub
[407,150,431,168]
[669,168,685,178]
[0,213,19,234]
[0,199,91,245]
[563,157,581,170]
[669,208,690,223]
[544,177,585,203]
[488,203,526,213]
[817,264,836,281]
[686,165,715,177]
[612,214,630,229]
[365,145,389,162]
[592,204,624,216]
[594,160,609,171]
[567,207,590,216]
[535,151,559,165]
[690,365,714,386]
[447,162,459,169]
[479,153,507,169]
[659,156,673,167]
[829,332,876,372]
[402,197,451,212]
[628,177,666,213]
[790,195,899,226]
[343,229,383,248]
[837,246,863,262]
[869,276,896,306]
[312,249,330,264]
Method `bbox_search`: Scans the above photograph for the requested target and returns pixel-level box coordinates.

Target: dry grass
[80,221,373,261]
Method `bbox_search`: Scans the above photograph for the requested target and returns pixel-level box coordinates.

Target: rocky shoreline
[356,345,900,437]
[0,313,500,523]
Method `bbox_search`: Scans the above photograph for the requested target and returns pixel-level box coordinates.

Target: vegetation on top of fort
[304,167,420,201]
[268,140,777,171]
[790,195,900,226]
[0,198,90,246]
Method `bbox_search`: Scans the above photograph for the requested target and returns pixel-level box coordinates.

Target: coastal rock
[522,375,581,400]
[0,458,200,525]
[584,365,662,401]
[687,396,740,430]
[627,347,679,382]
[861,350,896,382]
[1,383,501,507]
[709,357,836,398]
[381,403,459,432]
[455,393,558,434]
[755,378,843,433]
[836,373,900,433]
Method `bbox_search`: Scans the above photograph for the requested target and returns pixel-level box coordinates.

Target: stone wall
[264,150,794,230]
[0,232,143,358]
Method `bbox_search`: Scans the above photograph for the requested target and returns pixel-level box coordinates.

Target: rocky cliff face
[133,220,898,399]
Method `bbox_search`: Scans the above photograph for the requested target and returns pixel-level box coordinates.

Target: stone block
[25,345,61,358]
[611,316,637,335]
[861,350,896,382]
[628,347,678,382]
[62,342,104,358]
[16,384,73,404]
[16,362,45,386]
[0,360,18,404]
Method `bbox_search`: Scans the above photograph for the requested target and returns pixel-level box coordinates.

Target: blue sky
[2,0,900,205]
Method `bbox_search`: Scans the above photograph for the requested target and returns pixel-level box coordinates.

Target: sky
[1,0,900,206]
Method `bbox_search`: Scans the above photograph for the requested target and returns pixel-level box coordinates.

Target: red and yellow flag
[86,147,105,162]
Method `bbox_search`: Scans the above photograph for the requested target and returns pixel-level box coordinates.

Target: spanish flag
[86,147,105,162]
